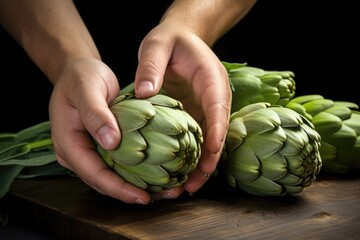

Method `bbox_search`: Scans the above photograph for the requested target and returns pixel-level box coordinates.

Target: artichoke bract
[220,102,322,196]
[97,91,203,193]
[285,94,360,174]
[222,62,296,113]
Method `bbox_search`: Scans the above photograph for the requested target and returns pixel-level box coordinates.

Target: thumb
[78,72,121,151]
[134,40,170,98]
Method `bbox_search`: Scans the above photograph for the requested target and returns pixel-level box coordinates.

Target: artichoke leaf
[234,102,269,116]
[280,128,308,155]
[112,164,148,189]
[272,107,303,128]
[343,112,360,134]
[259,73,283,84]
[325,104,353,120]
[337,141,360,170]
[242,108,281,136]
[149,106,188,135]
[283,185,304,195]
[285,102,313,121]
[333,101,359,109]
[147,94,183,109]
[303,99,334,116]
[245,129,286,159]
[323,124,357,147]
[225,117,246,151]
[285,154,306,175]
[238,175,283,196]
[288,94,324,105]
[111,99,155,131]
[276,173,302,186]
[224,143,260,182]
[260,153,288,180]
[161,156,185,172]
[120,163,171,186]
[312,112,342,137]
[109,130,146,165]
[140,128,179,165]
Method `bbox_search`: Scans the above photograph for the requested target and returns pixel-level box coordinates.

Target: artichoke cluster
[97,91,203,193]
[285,94,360,174]
[3,61,359,200]
[219,102,322,196]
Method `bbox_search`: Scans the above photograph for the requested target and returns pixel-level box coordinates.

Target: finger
[198,67,230,168]
[200,104,229,173]
[183,168,213,193]
[50,97,151,204]
[151,186,184,201]
[134,35,172,98]
[185,64,231,193]
[75,66,121,151]
[54,133,151,204]
[184,141,222,194]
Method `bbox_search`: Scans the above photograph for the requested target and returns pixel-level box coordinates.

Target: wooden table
[1,174,360,240]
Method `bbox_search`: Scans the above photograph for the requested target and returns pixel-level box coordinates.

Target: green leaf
[0,165,24,199]
[3,151,57,166]
[17,162,73,178]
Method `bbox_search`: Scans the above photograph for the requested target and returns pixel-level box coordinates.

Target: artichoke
[219,102,322,196]
[222,62,296,113]
[97,91,203,193]
[285,94,360,174]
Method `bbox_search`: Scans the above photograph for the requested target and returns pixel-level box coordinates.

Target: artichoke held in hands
[97,91,203,193]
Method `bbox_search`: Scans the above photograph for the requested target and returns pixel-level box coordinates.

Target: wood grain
[2,174,360,240]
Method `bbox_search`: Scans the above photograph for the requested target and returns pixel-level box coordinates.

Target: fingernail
[135,198,147,205]
[97,126,117,149]
[136,80,154,96]
[163,193,176,199]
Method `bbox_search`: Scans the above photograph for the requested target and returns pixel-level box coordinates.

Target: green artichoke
[285,94,360,174]
[97,91,203,193]
[219,102,322,196]
[222,62,296,113]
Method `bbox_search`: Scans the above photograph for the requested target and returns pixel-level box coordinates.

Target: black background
[1,1,358,133]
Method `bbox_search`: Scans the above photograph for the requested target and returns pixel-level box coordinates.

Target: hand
[133,23,232,198]
[49,57,152,204]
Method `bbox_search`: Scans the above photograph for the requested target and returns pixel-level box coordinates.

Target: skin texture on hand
[133,0,257,197]
[134,25,231,196]
[48,58,152,204]
[0,0,256,203]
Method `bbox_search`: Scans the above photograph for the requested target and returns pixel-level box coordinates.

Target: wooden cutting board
[2,174,360,240]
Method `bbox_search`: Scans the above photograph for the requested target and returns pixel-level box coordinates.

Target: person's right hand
[48,57,152,204]
[132,23,232,199]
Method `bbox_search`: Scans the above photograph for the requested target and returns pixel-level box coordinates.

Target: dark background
[1,1,358,133]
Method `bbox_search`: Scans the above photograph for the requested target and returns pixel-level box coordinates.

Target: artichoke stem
[28,138,53,151]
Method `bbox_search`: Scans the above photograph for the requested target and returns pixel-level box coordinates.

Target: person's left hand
[129,22,232,200]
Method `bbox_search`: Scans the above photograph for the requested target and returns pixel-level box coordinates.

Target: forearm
[0,0,100,84]
[161,0,257,46]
